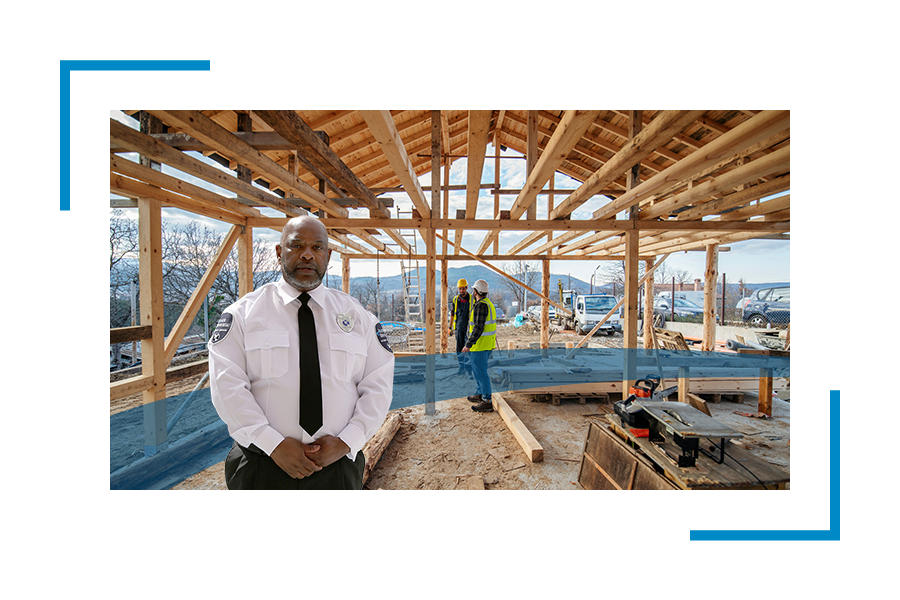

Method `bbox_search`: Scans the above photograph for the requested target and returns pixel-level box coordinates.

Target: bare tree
[498,261,541,312]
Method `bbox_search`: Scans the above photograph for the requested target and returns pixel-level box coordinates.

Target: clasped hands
[271,435,350,479]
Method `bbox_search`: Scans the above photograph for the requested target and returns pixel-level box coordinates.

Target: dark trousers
[455,330,472,372]
[224,441,366,490]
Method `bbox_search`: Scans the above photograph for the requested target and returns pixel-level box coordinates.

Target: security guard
[448,278,473,376]
[208,216,394,489]
[461,279,497,413]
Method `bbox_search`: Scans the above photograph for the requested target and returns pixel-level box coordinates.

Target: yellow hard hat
[457,278,468,287]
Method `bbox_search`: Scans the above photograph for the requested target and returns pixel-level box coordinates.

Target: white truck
[556,288,622,336]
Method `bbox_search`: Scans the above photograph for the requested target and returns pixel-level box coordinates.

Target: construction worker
[448,278,473,377]
[462,279,497,413]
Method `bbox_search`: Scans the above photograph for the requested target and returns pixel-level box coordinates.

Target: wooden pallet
[524,391,610,405]
[697,391,746,404]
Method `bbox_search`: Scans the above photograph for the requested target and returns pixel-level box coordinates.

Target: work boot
[472,398,494,413]
[467,394,482,403]
[456,368,467,376]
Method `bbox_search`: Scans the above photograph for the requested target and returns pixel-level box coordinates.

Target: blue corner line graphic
[690,389,840,541]
[59,59,211,211]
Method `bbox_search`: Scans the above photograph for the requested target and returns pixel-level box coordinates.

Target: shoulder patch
[375,322,392,353]
[209,312,233,345]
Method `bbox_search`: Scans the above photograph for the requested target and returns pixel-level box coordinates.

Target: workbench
[579,415,789,490]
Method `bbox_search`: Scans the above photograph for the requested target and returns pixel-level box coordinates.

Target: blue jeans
[468,349,492,399]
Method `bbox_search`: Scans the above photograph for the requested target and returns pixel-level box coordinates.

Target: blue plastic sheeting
[110,387,225,474]
[110,347,787,488]
[390,347,788,409]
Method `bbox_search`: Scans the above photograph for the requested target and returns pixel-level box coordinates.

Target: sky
[110,111,789,287]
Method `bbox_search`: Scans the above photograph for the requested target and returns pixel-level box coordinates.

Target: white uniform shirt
[208,279,394,460]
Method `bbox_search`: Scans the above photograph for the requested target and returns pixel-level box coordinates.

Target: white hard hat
[473,279,489,294]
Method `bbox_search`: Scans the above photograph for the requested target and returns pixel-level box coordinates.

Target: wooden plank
[578,420,676,490]
[492,393,544,462]
[111,325,152,345]
[110,374,154,401]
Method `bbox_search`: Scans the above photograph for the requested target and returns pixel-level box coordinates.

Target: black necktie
[297,293,323,434]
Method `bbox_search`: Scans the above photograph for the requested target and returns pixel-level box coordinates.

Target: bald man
[209,216,395,489]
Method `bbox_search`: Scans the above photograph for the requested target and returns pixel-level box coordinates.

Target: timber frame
[109,109,789,453]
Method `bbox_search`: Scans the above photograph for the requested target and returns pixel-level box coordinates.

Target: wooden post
[440,258,448,354]
[541,258,550,350]
[494,127,501,254]
[342,255,350,294]
[432,111,447,356]
[702,244,719,352]
[759,367,774,416]
[138,195,167,455]
[236,112,254,297]
[623,111,642,393]
[425,221,436,416]
[678,366,689,404]
[643,258,655,349]
[526,110,538,220]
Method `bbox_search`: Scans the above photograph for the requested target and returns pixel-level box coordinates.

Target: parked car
[652,296,704,327]
[526,305,557,319]
[742,285,790,328]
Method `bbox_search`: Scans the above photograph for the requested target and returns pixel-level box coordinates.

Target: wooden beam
[110,154,262,220]
[477,110,602,254]
[461,110,493,250]
[674,176,790,222]
[591,110,790,221]
[253,110,390,218]
[360,110,431,217]
[110,118,305,218]
[111,172,248,226]
[110,325,153,345]
[147,110,349,218]
[550,110,706,220]
[702,245,719,352]
[492,393,543,462]
[640,145,790,220]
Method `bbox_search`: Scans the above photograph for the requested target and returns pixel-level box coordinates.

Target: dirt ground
[136,321,788,491]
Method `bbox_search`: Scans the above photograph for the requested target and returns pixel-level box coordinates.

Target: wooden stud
[138,195,167,455]
[702,244,719,352]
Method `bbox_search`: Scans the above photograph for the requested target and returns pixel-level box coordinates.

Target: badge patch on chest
[209,312,233,344]
[375,322,392,353]
[337,313,355,333]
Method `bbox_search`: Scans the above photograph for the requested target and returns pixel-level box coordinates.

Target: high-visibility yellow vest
[468,297,497,352]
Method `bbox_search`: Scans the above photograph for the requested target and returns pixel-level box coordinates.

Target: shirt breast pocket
[329,333,366,381]
[244,331,290,379]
